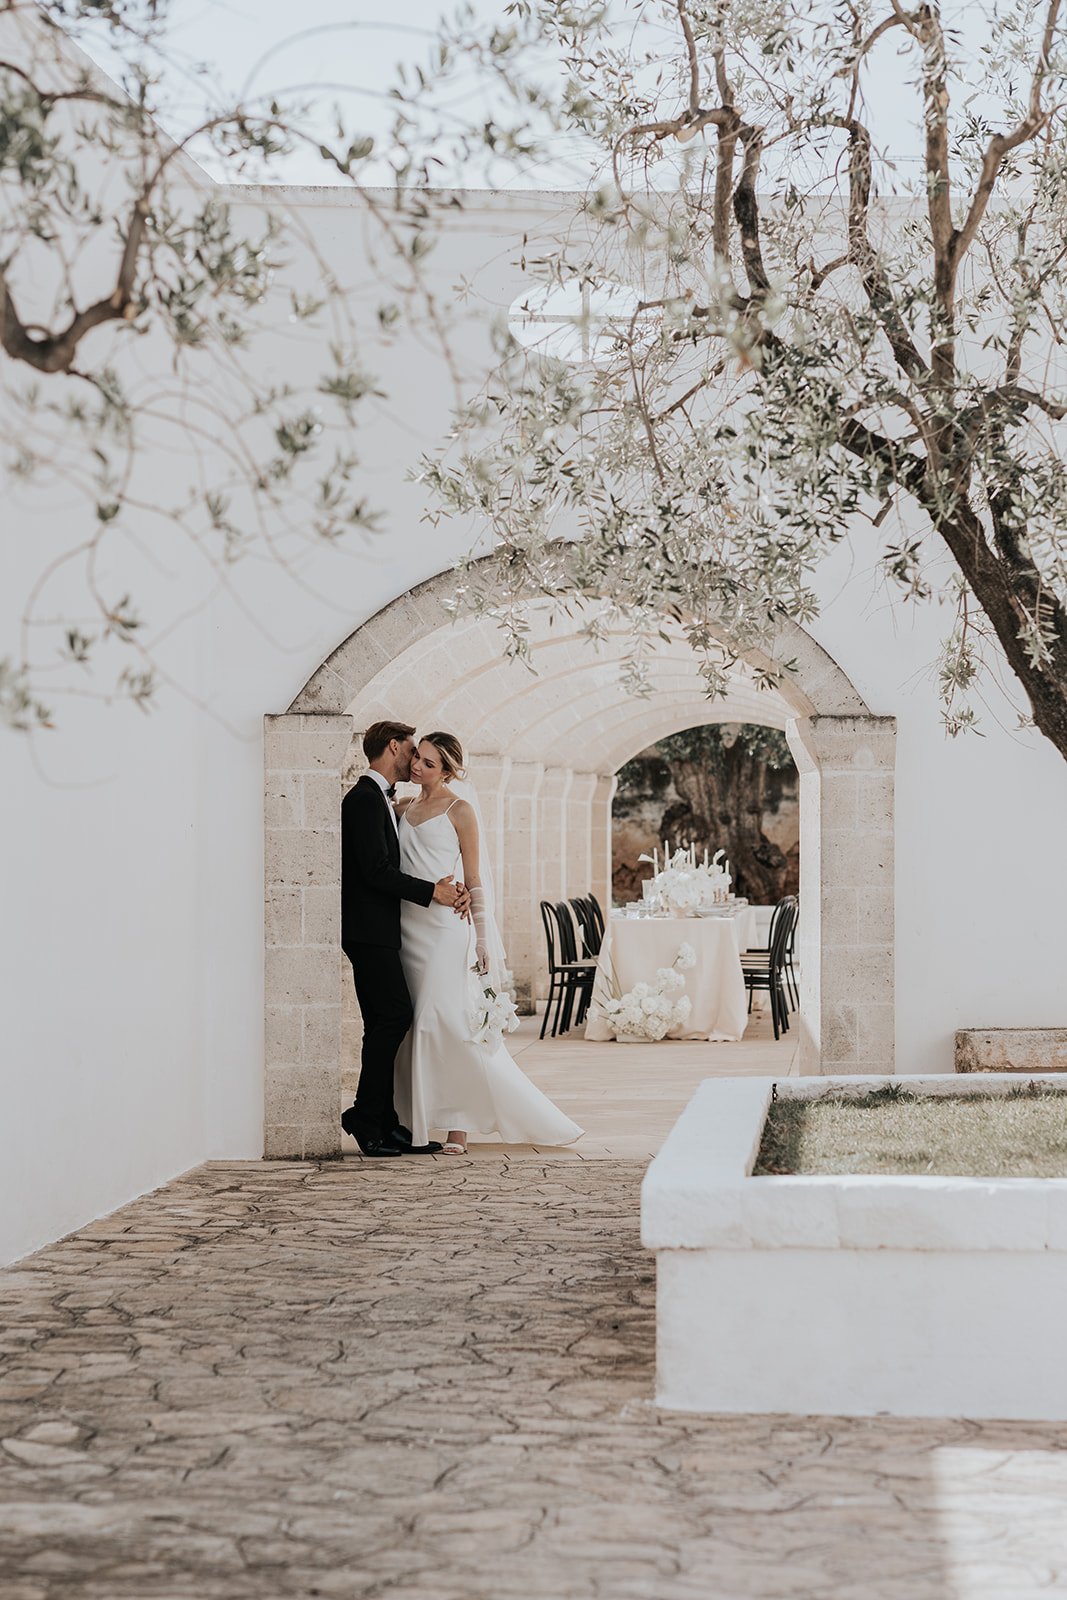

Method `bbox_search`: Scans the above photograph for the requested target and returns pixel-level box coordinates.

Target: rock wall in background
[612,724,799,905]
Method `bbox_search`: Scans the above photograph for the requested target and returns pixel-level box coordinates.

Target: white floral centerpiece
[467,965,521,1048]
[639,845,732,915]
[598,942,697,1041]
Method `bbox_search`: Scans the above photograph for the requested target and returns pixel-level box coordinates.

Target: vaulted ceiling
[346,605,792,774]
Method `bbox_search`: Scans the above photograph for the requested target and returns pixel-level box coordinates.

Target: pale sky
[78,0,994,190]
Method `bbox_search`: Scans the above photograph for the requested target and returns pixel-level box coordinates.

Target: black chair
[741,896,797,1040]
[555,900,597,1030]
[744,897,800,1012]
[586,892,606,949]
[783,906,799,1010]
[569,896,602,959]
[539,900,597,1038]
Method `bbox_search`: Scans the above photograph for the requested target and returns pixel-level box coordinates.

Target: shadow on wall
[613,723,799,904]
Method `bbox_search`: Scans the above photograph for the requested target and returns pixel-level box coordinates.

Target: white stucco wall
[3,182,1067,1264]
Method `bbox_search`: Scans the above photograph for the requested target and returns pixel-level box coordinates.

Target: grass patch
[753,1084,1067,1178]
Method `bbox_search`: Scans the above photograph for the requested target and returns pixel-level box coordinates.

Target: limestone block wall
[791,715,896,1075]
[591,774,617,923]
[538,768,572,904]
[566,773,598,896]
[501,761,544,1010]
[264,712,351,1159]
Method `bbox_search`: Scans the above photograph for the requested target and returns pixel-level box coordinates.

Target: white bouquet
[467,965,520,1047]
[597,942,696,1042]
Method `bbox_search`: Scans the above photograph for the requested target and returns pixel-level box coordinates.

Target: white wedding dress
[393,806,582,1147]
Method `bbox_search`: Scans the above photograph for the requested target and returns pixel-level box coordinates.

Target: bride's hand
[453,882,472,919]
[475,942,490,976]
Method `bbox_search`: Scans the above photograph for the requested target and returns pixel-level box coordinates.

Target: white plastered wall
[5,179,1067,1258]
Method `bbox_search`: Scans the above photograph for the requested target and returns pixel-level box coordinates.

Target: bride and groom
[339,719,582,1158]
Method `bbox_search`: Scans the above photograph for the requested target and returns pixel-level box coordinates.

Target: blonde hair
[420,731,466,781]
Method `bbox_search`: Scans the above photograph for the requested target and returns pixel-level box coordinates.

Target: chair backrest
[540,900,561,971]
[569,896,601,957]
[770,897,797,971]
[554,901,583,965]
[766,896,791,957]
[586,892,606,944]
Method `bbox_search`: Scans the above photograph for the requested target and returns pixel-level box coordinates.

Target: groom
[340,719,469,1158]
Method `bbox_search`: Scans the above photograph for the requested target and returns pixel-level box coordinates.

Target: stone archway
[263,558,895,1158]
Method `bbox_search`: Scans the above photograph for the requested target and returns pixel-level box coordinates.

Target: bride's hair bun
[422,731,466,780]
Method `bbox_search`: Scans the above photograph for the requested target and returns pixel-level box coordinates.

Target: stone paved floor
[3,1159,1067,1599]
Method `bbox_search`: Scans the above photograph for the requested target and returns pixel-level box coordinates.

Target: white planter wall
[643,1076,1067,1420]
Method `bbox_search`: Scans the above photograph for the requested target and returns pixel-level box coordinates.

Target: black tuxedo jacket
[341,775,434,954]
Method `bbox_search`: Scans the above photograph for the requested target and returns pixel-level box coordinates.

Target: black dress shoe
[387,1127,444,1155]
[357,1136,404,1158]
[340,1107,403,1157]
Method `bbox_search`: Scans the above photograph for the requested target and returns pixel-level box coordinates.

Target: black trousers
[347,944,414,1135]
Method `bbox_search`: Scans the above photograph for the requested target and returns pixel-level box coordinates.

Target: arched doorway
[263,559,895,1157]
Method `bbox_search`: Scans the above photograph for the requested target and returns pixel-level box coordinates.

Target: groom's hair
[363,720,415,761]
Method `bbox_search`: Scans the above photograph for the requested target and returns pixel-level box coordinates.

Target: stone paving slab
[2,1159,1067,1598]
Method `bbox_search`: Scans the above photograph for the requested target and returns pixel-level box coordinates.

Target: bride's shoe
[441,1140,467,1155]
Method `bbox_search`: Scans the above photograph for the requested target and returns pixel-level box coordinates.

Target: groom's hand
[432,874,462,907]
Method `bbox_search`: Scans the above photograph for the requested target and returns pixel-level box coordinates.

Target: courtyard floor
[394,1005,799,1162]
[4,1147,1067,1598]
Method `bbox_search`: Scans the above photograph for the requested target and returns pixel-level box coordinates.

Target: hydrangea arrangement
[598,942,697,1042]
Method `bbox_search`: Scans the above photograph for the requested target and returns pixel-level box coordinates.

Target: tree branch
[732,124,769,293]
[911,2,955,385]
[0,196,147,373]
[950,0,1061,271]
[677,0,701,114]
[836,115,929,382]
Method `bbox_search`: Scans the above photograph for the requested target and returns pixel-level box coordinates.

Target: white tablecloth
[585,908,756,1042]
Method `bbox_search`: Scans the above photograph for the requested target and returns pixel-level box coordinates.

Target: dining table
[584,904,758,1042]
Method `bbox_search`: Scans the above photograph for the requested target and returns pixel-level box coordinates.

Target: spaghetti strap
[444,796,460,816]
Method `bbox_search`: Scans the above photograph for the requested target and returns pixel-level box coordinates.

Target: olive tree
[0,0,455,728]
[417,0,1067,759]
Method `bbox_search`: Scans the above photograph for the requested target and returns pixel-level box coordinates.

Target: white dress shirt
[366,768,399,835]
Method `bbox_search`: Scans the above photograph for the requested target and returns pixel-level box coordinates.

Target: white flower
[606,925,701,1040]
[467,968,520,1046]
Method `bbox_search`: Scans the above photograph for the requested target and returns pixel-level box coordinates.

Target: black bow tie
[385,784,397,799]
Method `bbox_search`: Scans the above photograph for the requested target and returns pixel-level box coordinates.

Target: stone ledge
[956,1028,1067,1074]
[641,1074,1067,1254]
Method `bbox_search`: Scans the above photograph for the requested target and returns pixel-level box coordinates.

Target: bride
[392,731,582,1154]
